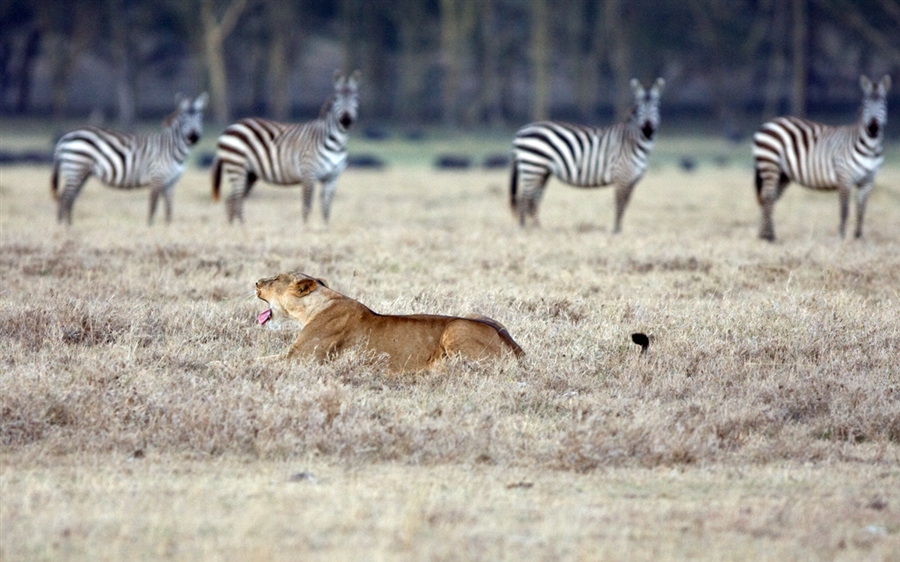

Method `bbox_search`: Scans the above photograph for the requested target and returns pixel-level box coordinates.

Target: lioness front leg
[286,333,334,363]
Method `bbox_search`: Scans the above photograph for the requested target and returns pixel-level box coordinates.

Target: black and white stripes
[212,71,360,224]
[510,78,665,233]
[753,75,891,240]
[51,94,207,225]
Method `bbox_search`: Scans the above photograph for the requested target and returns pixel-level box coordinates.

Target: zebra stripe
[51,93,207,225]
[510,78,664,233]
[212,71,360,224]
[753,74,891,240]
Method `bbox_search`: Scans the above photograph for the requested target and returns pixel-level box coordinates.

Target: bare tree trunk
[440,0,460,126]
[199,0,249,124]
[790,0,807,117]
[605,0,632,120]
[475,0,503,126]
[341,0,390,120]
[575,0,604,121]
[36,3,96,120]
[393,0,432,124]
[267,0,298,121]
[440,0,476,127]
[13,28,39,114]
[110,0,136,130]
[763,0,788,119]
[530,0,549,121]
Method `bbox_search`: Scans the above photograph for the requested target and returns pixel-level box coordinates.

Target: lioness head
[255,272,329,329]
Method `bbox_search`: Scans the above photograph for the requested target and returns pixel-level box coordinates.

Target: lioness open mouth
[258,308,273,325]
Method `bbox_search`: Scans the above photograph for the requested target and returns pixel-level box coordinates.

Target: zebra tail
[509,162,518,215]
[211,157,222,202]
[51,160,60,201]
[754,166,763,204]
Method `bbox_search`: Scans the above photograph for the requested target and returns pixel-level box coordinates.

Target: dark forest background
[1,0,898,133]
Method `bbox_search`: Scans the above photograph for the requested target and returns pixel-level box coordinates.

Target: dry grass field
[1,129,899,561]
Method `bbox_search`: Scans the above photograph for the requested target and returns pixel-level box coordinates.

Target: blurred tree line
[0,0,898,130]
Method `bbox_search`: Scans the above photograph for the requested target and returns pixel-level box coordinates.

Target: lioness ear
[291,278,318,297]
[315,277,329,288]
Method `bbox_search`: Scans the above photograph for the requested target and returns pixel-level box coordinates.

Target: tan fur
[255,272,525,372]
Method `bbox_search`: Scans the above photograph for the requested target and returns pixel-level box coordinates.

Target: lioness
[255,272,525,372]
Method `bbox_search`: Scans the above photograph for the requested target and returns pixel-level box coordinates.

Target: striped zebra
[753,75,891,241]
[51,93,208,225]
[212,71,360,224]
[510,78,665,232]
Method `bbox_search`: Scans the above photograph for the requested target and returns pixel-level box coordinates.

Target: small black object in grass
[289,471,316,482]
[435,154,472,170]
[482,153,510,169]
[347,153,386,169]
[631,332,650,354]
[195,151,216,168]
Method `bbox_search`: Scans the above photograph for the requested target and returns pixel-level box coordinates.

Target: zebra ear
[878,75,892,94]
[176,93,190,112]
[630,78,644,97]
[193,92,209,111]
[860,76,874,95]
[348,70,361,90]
[650,78,665,97]
[333,69,346,88]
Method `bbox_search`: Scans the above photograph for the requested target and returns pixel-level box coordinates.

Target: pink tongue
[257,309,272,325]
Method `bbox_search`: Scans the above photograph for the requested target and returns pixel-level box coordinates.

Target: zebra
[510,78,665,233]
[753,74,891,241]
[212,70,360,224]
[51,93,208,225]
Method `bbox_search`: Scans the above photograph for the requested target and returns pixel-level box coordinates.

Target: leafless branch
[812,0,900,65]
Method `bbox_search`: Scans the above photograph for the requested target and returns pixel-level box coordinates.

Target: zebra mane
[319,95,337,119]
[162,108,180,128]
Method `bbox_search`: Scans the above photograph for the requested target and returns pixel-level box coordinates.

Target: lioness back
[255,271,525,372]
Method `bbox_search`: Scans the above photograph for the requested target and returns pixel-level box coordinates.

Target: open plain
[1,129,899,561]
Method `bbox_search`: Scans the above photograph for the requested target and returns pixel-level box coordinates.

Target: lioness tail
[467,314,525,358]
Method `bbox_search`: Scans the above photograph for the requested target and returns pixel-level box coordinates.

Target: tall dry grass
[2,137,899,559]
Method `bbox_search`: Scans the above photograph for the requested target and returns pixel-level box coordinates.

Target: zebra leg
[613,181,638,234]
[854,183,873,239]
[838,184,851,239]
[148,186,162,225]
[58,174,89,225]
[301,180,315,224]
[756,177,785,242]
[163,183,175,224]
[320,177,338,223]
[519,172,547,228]
[223,165,249,223]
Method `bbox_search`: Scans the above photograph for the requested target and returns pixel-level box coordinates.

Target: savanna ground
[1,123,899,561]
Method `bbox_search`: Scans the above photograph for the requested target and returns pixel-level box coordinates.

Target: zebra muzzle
[339,114,354,129]
[867,119,880,138]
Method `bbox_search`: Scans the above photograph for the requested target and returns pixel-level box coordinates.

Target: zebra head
[630,78,665,140]
[859,75,891,139]
[170,93,208,146]
[330,70,361,131]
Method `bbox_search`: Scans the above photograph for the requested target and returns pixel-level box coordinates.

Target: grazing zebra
[51,93,208,225]
[212,70,361,224]
[510,78,665,232]
[753,75,891,241]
